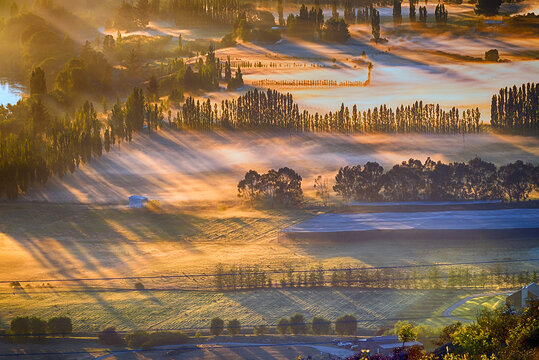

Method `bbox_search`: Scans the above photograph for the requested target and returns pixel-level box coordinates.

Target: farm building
[129,195,148,208]
[507,282,539,309]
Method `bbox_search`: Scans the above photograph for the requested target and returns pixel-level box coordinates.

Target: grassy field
[0,287,469,334]
[0,201,536,336]
[451,294,507,320]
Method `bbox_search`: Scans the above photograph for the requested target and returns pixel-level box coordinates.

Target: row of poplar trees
[490,82,538,134]
[176,88,481,133]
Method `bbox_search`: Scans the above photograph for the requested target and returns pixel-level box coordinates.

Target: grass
[451,295,507,320]
[0,287,473,334]
[0,201,535,335]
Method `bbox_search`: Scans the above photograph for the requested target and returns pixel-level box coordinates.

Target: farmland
[0,0,538,358]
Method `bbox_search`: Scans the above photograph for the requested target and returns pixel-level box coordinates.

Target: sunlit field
[0,0,538,358]
[20,131,539,204]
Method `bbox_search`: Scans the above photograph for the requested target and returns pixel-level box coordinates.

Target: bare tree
[314,175,330,206]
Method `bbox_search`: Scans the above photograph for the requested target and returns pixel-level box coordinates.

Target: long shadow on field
[285,230,539,270]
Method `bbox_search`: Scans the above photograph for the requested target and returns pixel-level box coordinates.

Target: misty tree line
[213,263,538,291]
[334,157,539,203]
[0,86,161,199]
[113,0,242,30]
[490,82,538,134]
[174,88,481,133]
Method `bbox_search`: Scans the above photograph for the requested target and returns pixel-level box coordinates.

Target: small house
[129,195,148,208]
[507,282,539,309]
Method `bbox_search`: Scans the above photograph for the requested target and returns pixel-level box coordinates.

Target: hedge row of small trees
[6,316,72,342]
[208,314,358,336]
[214,263,537,291]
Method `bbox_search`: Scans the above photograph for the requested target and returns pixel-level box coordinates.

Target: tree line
[208,313,358,336]
[5,316,72,342]
[175,88,482,133]
[490,82,538,134]
[113,0,243,30]
[213,263,538,291]
[334,158,538,202]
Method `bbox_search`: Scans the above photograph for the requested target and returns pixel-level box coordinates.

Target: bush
[134,282,145,290]
[277,318,290,334]
[29,317,47,337]
[47,317,72,337]
[311,316,331,335]
[10,317,31,336]
[98,327,124,346]
[227,319,241,335]
[289,313,307,335]
[9,281,22,289]
[253,325,268,336]
[335,314,357,336]
[485,49,499,62]
[210,317,224,336]
[125,331,188,349]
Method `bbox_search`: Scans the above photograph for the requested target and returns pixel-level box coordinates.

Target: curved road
[442,291,511,322]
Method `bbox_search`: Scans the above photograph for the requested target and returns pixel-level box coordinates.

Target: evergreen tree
[30,67,47,96]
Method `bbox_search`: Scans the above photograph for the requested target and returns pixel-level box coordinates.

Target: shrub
[10,317,31,336]
[311,316,331,335]
[485,49,499,62]
[335,314,357,336]
[227,319,241,335]
[29,317,47,337]
[253,325,268,336]
[125,331,188,349]
[9,281,22,289]
[98,327,124,346]
[134,282,145,290]
[210,317,224,336]
[277,318,290,335]
[47,317,72,336]
[289,313,307,335]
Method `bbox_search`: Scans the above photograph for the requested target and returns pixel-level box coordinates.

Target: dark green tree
[30,67,47,96]
[210,317,224,336]
[335,314,357,335]
[475,0,502,16]
[289,313,307,334]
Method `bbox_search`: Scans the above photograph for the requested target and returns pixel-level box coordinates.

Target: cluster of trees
[208,313,358,336]
[6,316,72,342]
[435,3,449,24]
[232,11,281,43]
[490,82,538,134]
[175,89,482,134]
[237,167,303,207]
[0,79,161,198]
[158,46,244,98]
[475,0,502,16]
[334,158,538,202]
[112,0,242,29]
[286,4,350,42]
[430,300,538,360]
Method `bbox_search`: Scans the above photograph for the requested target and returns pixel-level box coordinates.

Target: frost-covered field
[284,209,539,233]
